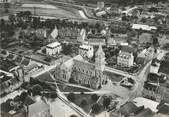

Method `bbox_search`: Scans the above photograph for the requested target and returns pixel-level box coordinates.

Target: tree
[32,84,43,96]
[67,92,75,102]
[152,36,159,47]
[21,82,29,89]
[69,77,76,84]
[1,99,13,112]
[20,91,28,101]
[91,94,99,102]
[80,99,87,107]
[103,97,111,108]
[8,14,16,24]
[14,95,21,102]
[50,92,57,99]
[92,103,101,114]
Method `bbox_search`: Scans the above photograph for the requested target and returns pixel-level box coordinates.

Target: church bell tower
[94,44,105,88]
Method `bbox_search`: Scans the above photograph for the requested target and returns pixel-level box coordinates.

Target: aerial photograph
[0,0,169,117]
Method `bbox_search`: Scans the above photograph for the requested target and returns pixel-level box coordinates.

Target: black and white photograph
[0,0,169,117]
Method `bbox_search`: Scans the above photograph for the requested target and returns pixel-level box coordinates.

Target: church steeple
[95,43,105,71]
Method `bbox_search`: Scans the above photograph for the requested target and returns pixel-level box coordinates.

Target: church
[55,44,108,89]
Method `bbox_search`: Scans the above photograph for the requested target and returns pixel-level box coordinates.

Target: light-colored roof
[46,41,60,48]
[132,24,157,31]
[50,27,58,39]
[133,97,159,112]
[79,44,92,50]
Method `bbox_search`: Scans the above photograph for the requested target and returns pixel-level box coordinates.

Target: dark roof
[159,60,169,75]
[21,58,30,66]
[136,57,146,65]
[119,102,138,116]
[136,108,154,117]
[7,54,15,60]
[24,96,35,106]
[0,50,8,55]
[157,103,169,115]
[25,64,39,73]
[144,81,158,91]
[147,73,166,83]
[121,46,135,53]
[35,72,56,83]
[14,56,23,63]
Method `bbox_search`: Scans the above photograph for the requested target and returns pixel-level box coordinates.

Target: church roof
[95,44,105,57]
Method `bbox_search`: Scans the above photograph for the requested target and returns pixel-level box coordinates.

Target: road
[105,66,133,78]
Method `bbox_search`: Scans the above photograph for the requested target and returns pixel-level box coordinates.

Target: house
[77,28,86,43]
[46,41,62,56]
[1,95,51,117]
[133,97,159,112]
[117,100,154,117]
[79,44,94,58]
[132,24,157,31]
[0,71,22,96]
[137,47,155,62]
[156,102,169,117]
[117,46,135,67]
[156,86,169,103]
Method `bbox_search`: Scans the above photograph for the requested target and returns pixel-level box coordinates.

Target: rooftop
[157,103,169,115]
[79,44,92,50]
[133,97,159,112]
[132,24,157,31]
[21,58,30,66]
[46,41,61,48]
[119,102,138,116]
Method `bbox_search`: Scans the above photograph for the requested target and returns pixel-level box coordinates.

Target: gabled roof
[14,55,23,63]
[7,54,15,60]
[157,103,169,115]
[21,58,30,66]
[24,64,39,73]
[119,102,138,116]
[136,108,154,117]
[144,81,158,91]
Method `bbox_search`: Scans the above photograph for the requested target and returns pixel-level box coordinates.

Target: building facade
[79,44,94,58]
[72,44,107,89]
[117,46,135,67]
[46,41,62,56]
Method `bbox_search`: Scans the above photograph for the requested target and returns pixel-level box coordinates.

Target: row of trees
[67,93,111,114]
